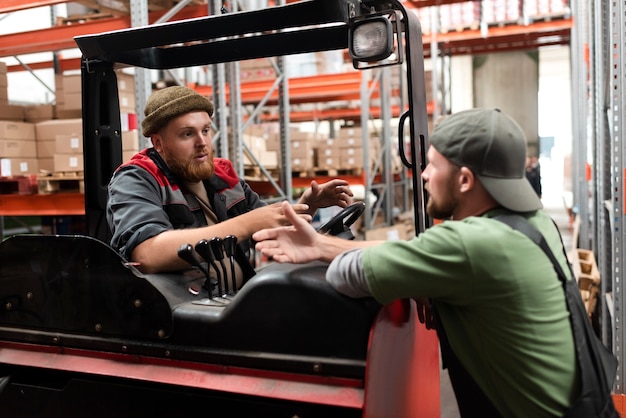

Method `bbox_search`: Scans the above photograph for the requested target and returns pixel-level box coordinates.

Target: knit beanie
[141,86,214,137]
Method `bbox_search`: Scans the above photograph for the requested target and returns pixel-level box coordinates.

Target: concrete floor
[439,194,574,417]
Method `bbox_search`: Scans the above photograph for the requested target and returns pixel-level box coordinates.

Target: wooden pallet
[0,175,38,195]
[574,249,601,318]
[37,172,84,194]
[302,168,365,177]
[243,166,280,181]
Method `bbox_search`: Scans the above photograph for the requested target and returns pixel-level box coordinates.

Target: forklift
[0,0,439,416]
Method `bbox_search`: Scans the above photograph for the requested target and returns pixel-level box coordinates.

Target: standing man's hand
[253,201,322,264]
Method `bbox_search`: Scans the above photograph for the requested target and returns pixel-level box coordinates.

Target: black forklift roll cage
[75,0,431,242]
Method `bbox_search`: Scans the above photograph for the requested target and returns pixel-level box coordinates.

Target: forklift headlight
[349,17,394,62]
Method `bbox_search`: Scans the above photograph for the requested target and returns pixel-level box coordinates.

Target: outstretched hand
[253,201,321,264]
[299,179,354,214]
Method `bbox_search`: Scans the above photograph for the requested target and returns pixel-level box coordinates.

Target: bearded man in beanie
[252,108,580,417]
[107,86,353,285]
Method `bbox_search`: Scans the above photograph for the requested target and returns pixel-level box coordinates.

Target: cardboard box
[116,72,135,92]
[24,104,54,123]
[365,223,408,241]
[53,154,84,172]
[119,91,136,113]
[0,61,6,74]
[62,74,82,94]
[123,150,136,163]
[36,140,55,158]
[317,156,340,170]
[57,91,82,110]
[122,130,139,151]
[36,119,82,141]
[54,107,83,120]
[120,113,138,132]
[0,121,36,140]
[0,140,37,158]
[291,155,314,171]
[56,133,83,153]
[0,104,25,121]
[37,157,54,173]
[0,158,39,176]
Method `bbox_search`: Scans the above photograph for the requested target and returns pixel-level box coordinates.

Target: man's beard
[425,179,457,220]
[164,148,215,182]
[426,198,454,220]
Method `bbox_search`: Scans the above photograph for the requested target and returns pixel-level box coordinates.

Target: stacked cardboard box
[0,121,38,176]
[239,58,276,82]
[483,0,522,25]
[316,137,340,171]
[0,104,25,122]
[439,1,481,32]
[55,70,137,119]
[241,124,279,169]
[117,71,137,114]
[55,74,83,119]
[266,129,316,172]
[525,0,569,20]
[335,126,380,171]
[24,104,54,123]
[35,119,83,173]
[122,130,140,163]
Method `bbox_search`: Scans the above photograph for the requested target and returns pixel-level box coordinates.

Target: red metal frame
[0,192,84,216]
[0,299,440,414]
[0,340,364,408]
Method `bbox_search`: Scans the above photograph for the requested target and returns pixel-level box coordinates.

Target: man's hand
[254,201,313,229]
[253,201,321,264]
[299,179,354,214]
[414,298,436,330]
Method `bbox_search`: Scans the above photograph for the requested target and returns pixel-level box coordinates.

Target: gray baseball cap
[429,108,542,212]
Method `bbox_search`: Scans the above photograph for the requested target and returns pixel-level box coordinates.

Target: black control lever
[210,237,232,296]
[223,235,238,292]
[177,243,224,305]
[195,239,223,297]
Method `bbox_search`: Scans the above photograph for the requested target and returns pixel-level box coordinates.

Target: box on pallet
[56,133,82,154]
[365,223,408,241]
[36,139,55,158]
[0,104,25,122]
[53,154,83,172]
[0,121,36,140]
[0,158,38,176]
[35,119,82,141]
[0,140,36,158]
[24,105,54,123]
[317,155,340,170]
[122,130,139,151]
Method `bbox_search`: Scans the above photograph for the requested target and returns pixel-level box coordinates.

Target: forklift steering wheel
[316,202,366,240]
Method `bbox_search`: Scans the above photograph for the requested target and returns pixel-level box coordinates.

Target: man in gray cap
[252,108,578,417]
[107,86,353,285]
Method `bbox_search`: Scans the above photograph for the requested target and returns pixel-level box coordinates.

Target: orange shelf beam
[192,72,401,106]
[0,0,67,14]
[0,11,572,62]
[0,193,85,216]
[0,4,209,58]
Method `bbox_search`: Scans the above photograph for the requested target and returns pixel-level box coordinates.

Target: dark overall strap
[494,214,618,418]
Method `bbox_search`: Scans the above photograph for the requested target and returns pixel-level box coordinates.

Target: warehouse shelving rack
[0,0,573,233]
